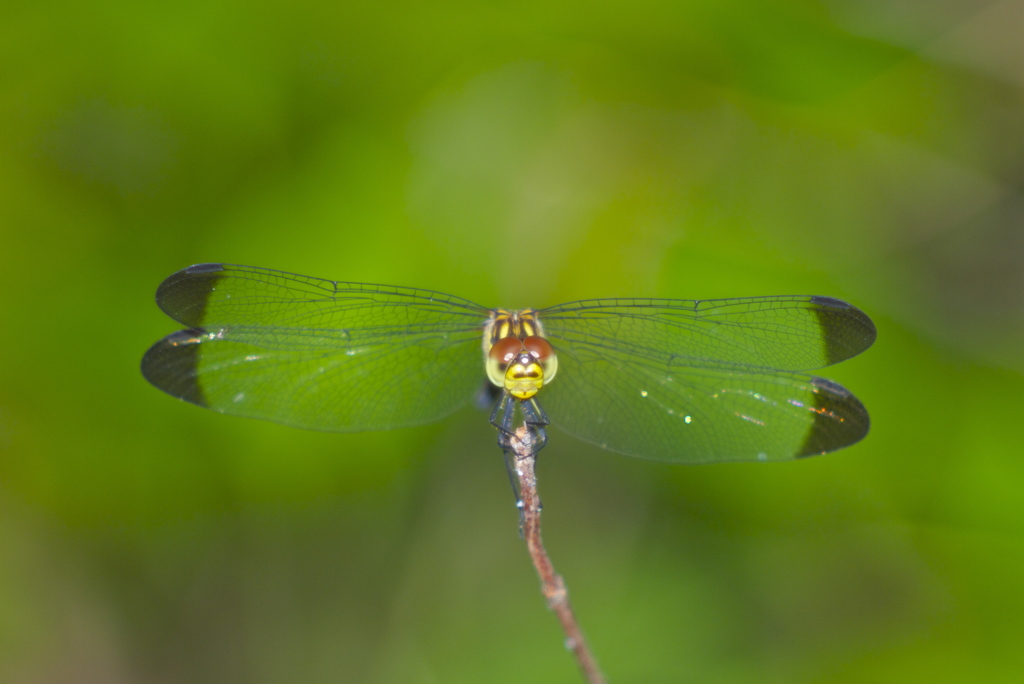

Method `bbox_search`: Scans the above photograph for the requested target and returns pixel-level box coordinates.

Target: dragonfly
[141,263,875,463]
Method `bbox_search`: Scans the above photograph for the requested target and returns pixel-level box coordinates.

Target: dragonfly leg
[491,393,548,453]
[491,393,526,511]
[520,397,548,453]
[490,392,516,449]
[502,448,525,522]
[492,393,550,512]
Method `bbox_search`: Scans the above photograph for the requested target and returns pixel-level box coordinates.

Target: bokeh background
[3,1,1024,682]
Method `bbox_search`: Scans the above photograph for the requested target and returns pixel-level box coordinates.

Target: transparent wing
[538,295,875,372]
[537,296,873,462]
[541,353,868,463]
[142,263,491,431]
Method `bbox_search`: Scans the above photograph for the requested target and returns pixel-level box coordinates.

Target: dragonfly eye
[523,336,558,386]
[484,335,559,399]
[486,336,525,388]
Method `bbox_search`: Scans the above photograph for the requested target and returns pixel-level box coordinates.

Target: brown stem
[508,426,608,684]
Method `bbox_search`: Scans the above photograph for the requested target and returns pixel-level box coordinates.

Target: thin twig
[508,426,608,684]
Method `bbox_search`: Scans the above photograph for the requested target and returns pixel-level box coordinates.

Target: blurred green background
[3,1,1023,682]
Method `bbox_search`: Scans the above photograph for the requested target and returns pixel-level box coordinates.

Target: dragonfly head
[486,335,558,400]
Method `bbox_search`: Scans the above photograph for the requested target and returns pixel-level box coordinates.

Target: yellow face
[483,310,559,400]
[503,351,546,400]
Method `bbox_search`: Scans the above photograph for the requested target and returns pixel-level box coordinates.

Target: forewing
[539,295,875,372]
[142,264,490,431]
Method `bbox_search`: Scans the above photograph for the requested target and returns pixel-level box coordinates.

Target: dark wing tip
[183,262,226,275]
[155,263,227,327]
[141,329,208,408]
[809,295,851,309]
[796,376,870,458]
[810,296,877,365]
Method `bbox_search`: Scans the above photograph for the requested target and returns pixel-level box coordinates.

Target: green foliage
[2,1,1023,681]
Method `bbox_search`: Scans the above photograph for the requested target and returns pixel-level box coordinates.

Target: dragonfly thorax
[484,310,559,400]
